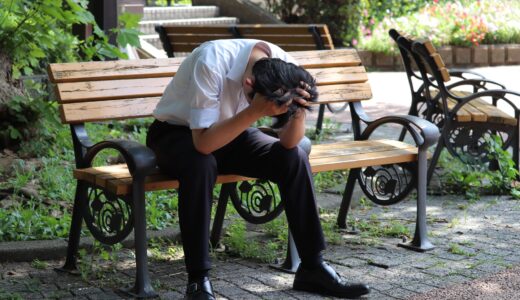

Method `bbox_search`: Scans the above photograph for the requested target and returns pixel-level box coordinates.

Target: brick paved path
[2,194,520,299]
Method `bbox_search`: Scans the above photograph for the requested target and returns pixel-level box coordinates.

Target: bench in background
[47,49,439,298]
[390,29,520,182]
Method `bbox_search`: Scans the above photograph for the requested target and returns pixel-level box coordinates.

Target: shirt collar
[226,41,272,82]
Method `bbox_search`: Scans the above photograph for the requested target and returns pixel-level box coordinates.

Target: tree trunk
[0,51,24,149]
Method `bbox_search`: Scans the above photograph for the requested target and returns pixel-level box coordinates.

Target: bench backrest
[156,24,334,57]
[48,49,370,125]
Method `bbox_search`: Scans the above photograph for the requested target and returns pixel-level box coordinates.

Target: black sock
[188,269,209,283]
[301,253,324,270]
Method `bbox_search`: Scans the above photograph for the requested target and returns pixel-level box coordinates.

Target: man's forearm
[192,107,261,154]
[278,109,306,149]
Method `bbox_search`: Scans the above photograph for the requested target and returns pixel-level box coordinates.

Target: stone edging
[357,44,520,70]
[0,227,181,262]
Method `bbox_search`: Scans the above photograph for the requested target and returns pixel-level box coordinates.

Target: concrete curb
[0,226,182,262]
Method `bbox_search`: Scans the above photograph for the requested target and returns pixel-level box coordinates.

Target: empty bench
[47,48,439,298]
[390,29,520,181]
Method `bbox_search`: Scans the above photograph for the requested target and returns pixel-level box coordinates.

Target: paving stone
[42,289,73,299]
[87,292,122,300]
[71,286,104,296]
[401,281,438,294]
[380,286,418,299]
[157,290,184,300]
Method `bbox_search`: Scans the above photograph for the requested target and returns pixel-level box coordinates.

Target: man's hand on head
[295,81,313,103]
[248,92,290,119]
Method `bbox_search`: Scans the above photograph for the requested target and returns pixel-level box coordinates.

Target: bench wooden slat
[163,24,331,35]
[470,98,517,126]
[171,43,329,53]
[59,97,160,124]
[431,90,517,125]
[450,90,516,125]
[444,98,473,122]
[167,34,234,43]
[58,82,371,124]
[310,148,417,173]
[59,81,371,124]
[317,83,372,103]
[57,77,172,102]
[290,50,361,68]
[448,91,487,122]
[311,139,416,156]
[56,66,368,103]
[167,34,330,45]
[308,66,367,85]
[49,49,361,84]
[48,58,184,83]
[73,139,417,195]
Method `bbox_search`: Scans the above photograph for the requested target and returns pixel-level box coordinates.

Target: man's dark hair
[252,58,318,128]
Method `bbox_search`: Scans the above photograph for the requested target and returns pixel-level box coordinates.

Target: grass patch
[448,243,476,257]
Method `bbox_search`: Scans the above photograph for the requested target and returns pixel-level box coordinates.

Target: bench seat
[74,139,418,195]
[430,90,517,126]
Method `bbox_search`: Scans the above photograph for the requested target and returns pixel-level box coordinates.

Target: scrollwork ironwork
[358,163,415,206]
[230,180,284,224]
[82,187,134,245]
[445,123,513,166]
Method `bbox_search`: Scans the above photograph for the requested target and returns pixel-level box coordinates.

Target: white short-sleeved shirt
[153,39,297,129]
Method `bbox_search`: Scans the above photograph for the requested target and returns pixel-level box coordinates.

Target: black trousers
[146,120,326,273]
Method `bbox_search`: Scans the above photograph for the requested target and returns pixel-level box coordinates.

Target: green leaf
[9,126,22,139]
[29,48,46,58]
[118,12,141,28]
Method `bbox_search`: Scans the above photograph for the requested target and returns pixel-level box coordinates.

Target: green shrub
[265,0,433,47]
[439,134,520,201]
[0,0,141,149]
[265,0,362,46]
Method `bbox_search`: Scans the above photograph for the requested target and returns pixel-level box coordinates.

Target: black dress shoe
[184,277,216,300]
[293,262,370,299]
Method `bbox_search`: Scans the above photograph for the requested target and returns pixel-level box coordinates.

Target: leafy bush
[265,0,362,46]
[265,0,433,46]
[0,0,140,79]
[359,0,520,54]
[0,0,141,149]
[439,134,520,201]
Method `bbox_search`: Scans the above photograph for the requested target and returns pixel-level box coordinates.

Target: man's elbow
[194,143,213,155]
[279,140,299,150]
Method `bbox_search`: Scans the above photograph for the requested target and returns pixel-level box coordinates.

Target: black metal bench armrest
[445,78,507,91]
[362,115,440,148]
[84,139,157,179]
[447,68,486,80]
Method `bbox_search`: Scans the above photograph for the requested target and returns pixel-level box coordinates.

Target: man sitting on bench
[147,39,371,300]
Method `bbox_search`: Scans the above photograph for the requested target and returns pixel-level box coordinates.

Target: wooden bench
[155,24,334,57]
[155,23,339,134]
[48,48,439,298]
[390,29,520,180]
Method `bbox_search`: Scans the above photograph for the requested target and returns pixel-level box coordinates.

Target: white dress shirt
[153,39,297,129]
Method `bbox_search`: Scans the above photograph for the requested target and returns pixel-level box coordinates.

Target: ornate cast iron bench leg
[121,177,157,298]
[398,148,434,251]
[55,180,88,275]
[337,169,361,230]
[210,183,235,248]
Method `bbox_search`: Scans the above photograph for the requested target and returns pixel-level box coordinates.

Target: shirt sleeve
[269,43,298,65]
[189,61,222,129]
